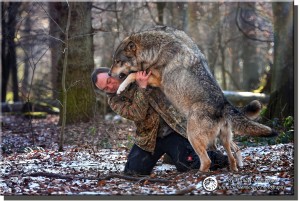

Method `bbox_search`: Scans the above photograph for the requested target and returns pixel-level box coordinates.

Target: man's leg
[124,143,164,175]
[161,132,229,172]
[207,150,230,170]
[159,132,199,172]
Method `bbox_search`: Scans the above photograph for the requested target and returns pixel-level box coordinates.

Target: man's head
[91,67,122,94]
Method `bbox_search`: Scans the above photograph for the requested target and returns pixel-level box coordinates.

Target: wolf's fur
[109,26,277,172]
[210,100,262,167]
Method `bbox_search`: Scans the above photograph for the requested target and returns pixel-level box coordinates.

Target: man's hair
[91,67,110,90]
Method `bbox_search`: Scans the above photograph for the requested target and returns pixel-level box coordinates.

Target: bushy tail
[225,103,278,137]
[240,100,262,120]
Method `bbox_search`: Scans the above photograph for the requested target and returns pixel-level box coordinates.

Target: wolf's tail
[225,103,278,137]
[240,100,262,120]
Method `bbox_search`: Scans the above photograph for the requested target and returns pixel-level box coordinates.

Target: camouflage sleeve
[108,88,150,121]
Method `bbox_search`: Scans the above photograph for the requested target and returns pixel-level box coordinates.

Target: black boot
[207,150,229,170]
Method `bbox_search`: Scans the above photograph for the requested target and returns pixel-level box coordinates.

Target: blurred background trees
[1,1,295,124]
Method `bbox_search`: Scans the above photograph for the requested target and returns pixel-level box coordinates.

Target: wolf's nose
[108,71,111,76]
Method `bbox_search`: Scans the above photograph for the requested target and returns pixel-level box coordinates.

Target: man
[91,67,229,175]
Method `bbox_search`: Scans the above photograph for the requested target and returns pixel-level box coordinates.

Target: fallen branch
[26,172,170,184]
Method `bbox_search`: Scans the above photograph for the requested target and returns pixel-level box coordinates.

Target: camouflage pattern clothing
[108,83,187,153]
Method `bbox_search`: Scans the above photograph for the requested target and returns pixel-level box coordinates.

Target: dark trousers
[124,132,228,175]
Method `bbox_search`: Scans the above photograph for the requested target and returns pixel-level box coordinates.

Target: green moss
[23,112,47,119]
[6,92,14,103]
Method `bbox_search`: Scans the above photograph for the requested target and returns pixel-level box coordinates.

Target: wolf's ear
[125,41,136,52]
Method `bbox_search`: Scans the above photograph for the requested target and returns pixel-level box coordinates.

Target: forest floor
[0,114,295,198]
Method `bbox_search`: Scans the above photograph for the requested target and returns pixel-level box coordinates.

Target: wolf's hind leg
[230,141,243,167]
[187,114,220,172]
[187,134,211,172]
[220,123,238,172]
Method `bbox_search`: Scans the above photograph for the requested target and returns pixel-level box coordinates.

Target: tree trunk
[21,10,30,99]
[185,2,199,42]
[218,30,227,90]
[49,3,67,100]
[181,2,188,31]
[156,2,165,25]
[9,2,21,102]
[266,3,294,120]
[1,2,21,102]
[207,3,220,76]
[229,3,242,91]
[230,44,241,91]
[1,2,8,102]
[241,2,260,91]
[50,2,95,124]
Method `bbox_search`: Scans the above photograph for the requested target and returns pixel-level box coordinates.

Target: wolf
[109,26,277,172]
[208,99,262,168]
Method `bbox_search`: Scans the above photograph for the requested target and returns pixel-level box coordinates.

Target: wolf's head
[109,37,140,80]
[109,28,184,79]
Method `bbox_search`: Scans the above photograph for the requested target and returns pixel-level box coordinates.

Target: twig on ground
[26,172,171,184]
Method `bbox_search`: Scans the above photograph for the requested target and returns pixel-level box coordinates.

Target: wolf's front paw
[237,161,243,167]
[117,85,126,95]
[234,152,243,167]
[199,163,211,172]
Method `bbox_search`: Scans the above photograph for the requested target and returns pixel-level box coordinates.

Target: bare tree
[266,2,294,120]
[156,2,166,25]
[1,2,21,102]
[238,2,260,91]
[49,2,95,124]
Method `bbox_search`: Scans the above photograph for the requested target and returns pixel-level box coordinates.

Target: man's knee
[124,159,153,176]
[123,144,160,176]
[124,166,152,176]
[207,150,229,170]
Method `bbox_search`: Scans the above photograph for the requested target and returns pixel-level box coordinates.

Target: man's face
[95,73,122,94]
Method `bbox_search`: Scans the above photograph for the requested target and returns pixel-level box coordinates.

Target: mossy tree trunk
[265,3,294,120]
[50,2,95,124]
[1,2,21,102]
[240,2,260,91]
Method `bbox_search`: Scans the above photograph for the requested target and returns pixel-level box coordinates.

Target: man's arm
[108,87,151,122]
[108,71,152,121]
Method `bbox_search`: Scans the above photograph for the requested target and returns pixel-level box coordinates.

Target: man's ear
[125,41,136,52]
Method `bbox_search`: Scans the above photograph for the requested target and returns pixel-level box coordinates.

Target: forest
[1,1,295,198]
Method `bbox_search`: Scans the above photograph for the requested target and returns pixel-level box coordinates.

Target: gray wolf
[109,26,277,172]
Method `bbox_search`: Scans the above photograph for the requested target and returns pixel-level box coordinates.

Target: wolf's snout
[108,71,112,77]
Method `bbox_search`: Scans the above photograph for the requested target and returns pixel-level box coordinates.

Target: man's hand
[136,71,152,89]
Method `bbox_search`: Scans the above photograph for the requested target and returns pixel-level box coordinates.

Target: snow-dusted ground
[0,143,294,196]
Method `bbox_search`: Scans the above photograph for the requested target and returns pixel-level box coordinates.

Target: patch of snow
[28,182,40,189]
[153,164,176,172]
[0,180,8,188]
